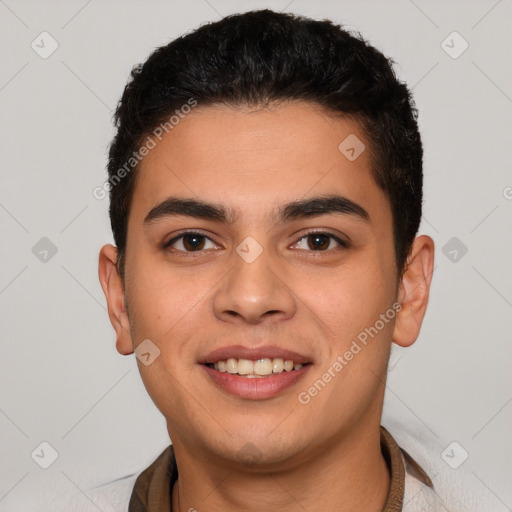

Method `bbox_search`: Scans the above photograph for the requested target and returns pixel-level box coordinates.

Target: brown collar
[129,426,430,511]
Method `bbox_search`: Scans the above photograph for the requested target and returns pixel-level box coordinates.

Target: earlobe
[98,244,134,355]
[392,235,435,348]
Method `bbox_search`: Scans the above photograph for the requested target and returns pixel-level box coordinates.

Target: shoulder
[387,421,497,512]
[80,446,174,512]
[86,473,139,512]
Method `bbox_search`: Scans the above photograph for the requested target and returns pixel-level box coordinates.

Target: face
[101,101,427,470]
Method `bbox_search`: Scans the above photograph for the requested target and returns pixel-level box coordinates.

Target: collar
[129,426,432,511]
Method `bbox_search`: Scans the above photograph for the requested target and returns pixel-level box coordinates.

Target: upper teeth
[212,358,303,376]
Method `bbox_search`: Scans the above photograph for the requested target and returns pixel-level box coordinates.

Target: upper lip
[200,345,312,365]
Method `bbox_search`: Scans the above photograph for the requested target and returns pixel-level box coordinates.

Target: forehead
[130,101,389,225]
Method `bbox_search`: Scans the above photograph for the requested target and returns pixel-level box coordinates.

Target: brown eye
[307,233,331,250]
[293,231,347,252]
[182,234,206,251]
[165,232,217,252]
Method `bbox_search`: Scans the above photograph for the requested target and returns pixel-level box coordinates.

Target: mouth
[199,346,312,399]
[204,357,307,378]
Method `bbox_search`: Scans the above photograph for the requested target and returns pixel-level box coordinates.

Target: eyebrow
[143,195,369,225]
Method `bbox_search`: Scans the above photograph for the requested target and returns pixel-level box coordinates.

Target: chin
[203,428,310,471]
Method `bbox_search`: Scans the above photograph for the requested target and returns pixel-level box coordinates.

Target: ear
[98,244,134,355]
[392,235,435,348]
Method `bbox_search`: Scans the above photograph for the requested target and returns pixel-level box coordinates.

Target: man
[99,9,439,511]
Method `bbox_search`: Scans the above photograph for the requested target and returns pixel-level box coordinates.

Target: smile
[205,357,304,378]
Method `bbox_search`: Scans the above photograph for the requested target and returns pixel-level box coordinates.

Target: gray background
[0,0,511,510]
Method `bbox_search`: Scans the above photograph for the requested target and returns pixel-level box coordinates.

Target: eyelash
[163,230,348,254]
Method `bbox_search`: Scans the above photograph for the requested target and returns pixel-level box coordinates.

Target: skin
[99,101,434,511]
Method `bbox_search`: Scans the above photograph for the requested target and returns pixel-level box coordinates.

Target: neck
[171,424,390,512]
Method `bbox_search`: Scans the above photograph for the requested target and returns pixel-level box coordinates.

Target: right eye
[164,231,218,252]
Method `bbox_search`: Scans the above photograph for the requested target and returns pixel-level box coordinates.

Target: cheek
[295,267,396,420]
[125,257,208,341]
[292,261,396,349]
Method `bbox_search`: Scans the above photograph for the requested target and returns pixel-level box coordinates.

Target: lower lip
[201,364,311,400]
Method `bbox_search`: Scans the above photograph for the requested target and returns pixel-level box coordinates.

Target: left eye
[294,232,345,251]
[166,232,217,252]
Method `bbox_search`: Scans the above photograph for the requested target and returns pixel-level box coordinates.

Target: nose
[212,246,297,325]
